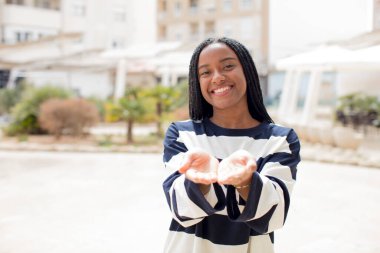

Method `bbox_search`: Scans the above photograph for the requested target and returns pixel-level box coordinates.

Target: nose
[211,71,225,85]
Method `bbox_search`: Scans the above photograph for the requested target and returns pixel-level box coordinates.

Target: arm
[225,129,301,234]
[162,123,226,228]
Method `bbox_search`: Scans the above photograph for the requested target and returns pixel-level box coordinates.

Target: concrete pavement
[0,151,379,253]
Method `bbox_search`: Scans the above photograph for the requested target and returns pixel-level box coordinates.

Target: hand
[217,150,257,187]
[178,148,219,185]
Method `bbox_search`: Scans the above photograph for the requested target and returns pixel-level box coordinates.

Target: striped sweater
[162,118,301,253]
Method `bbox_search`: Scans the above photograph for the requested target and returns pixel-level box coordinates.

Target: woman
[162,37,301,253]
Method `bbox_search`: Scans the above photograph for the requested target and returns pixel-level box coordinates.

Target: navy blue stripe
[269,232,274,243]
[246,205,277,234]
[184,179,219,215]
[228,172,263,221]
[257,152,299,180]
[163,171,180,207]
[169,214,252,245]
[174,118,294,140]
[226,185,241,219]
[163,123,188,162]
[212,183,227,211]
[163,172,226,222]
[267,175,290,224]
[171,189,197,222]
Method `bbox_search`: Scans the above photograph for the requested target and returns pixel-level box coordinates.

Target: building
[0,0,156,98]
[374,0,380,30]
[156,0,269,79]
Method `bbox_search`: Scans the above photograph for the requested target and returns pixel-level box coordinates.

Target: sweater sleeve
[162,123,226,228]
[226,128,301,234]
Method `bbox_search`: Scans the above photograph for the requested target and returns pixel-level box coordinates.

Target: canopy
[275,45,380,71]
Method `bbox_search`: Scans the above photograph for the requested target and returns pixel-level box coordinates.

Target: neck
[210,109,260,129]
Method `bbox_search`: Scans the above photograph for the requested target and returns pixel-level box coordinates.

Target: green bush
[335,93,380,129]
[5,86,71,135]
[0,82,27,115]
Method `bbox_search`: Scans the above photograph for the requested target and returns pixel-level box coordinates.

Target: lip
[210,85,233,96]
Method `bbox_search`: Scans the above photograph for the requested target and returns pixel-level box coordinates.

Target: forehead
[198,43,239,65]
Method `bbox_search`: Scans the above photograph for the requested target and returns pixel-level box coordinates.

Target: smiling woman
[162,37,301,253]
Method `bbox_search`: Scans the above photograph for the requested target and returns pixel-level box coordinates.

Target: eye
[199,70,210,77]
[224,64,235,70]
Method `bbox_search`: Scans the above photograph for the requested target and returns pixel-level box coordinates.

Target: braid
[188,37,273,123]
[188,38,215,120]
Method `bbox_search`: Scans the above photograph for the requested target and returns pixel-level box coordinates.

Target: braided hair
[188,37,273,123]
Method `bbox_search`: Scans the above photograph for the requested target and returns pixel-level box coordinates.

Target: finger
[246,159,257,172]
[186,169,216,185]
[178,154,192,173]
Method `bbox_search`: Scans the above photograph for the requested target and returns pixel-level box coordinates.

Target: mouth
[211,85,233,95]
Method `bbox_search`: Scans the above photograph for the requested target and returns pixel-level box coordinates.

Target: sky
[269,0,373,63]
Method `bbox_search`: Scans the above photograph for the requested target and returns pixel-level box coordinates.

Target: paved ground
[0,151,379,253]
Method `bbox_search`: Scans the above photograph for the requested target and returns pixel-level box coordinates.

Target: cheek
[199,80,209,96]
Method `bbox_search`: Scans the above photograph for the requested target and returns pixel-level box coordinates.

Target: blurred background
[0,0,379,252]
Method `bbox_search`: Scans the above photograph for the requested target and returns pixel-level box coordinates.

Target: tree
[147,84,183,137]
[114,87,148,143]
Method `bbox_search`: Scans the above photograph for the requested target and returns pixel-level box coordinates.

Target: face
[197,43,248,113]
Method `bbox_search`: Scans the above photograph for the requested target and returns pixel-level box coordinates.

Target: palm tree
[116,87,147,143]
[147,84,182,137]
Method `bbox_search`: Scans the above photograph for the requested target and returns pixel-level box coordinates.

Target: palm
[218,150,256,186]
[179,149,219,185]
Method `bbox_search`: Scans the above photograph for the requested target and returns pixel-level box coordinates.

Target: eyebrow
[198,57,237,70]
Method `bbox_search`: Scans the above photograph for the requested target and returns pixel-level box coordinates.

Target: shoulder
[167,119,205,133]
[266,123,298,138]
[267,123,301,154]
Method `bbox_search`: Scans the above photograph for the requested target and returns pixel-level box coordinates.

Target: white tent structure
[100,41,191,99]
[275,45,380,126]
[1,37,192,99]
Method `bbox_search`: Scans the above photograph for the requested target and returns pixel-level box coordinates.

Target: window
[112,38,124,49]
[266,71,285,107]
[190,0,198,7]
[15,31,32,42]
[113,6,126,22]
[72,0,86,16]
[296,72,311,109]
[175,32,182,40]
[190,22,199,41]
[190,23,198,34]
[205,21,215,36]
[159,25,167,40]
[161,0,167,11]
[174,2,181,17]
[222,0,232,12]
[5,0,24,5]
[189,0,198,13]
[240,18,253,39]
[34,0,50,9]
[318,72,337,106]
[223,24,233,37]
[375,0,380,30]
[239,0,253,10]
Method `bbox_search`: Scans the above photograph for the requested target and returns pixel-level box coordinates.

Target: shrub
[5,86,71,135]
[104,101,121,123]
[39,98,99,139]
[335,93,380,130]
[0,81,27,115]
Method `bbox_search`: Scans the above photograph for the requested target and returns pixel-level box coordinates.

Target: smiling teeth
[213,86,230,94]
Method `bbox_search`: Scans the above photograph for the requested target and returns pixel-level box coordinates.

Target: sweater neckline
[203,117,269,136]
